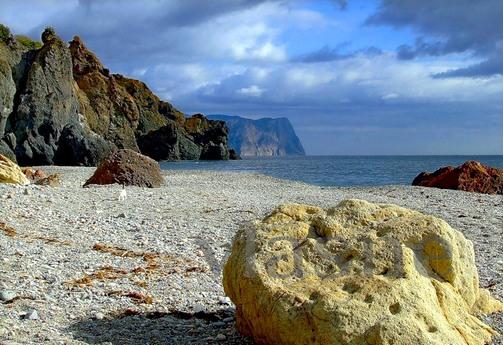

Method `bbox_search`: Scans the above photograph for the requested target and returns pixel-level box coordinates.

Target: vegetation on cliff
[0,24,234,166]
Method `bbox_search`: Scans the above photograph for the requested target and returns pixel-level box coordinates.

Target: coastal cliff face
[0,27,232,165]
[208,114,305,156]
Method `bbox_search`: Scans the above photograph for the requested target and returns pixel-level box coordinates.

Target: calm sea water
[160,156,503,187]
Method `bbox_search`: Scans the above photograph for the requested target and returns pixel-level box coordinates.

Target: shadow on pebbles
[68,308,252,345]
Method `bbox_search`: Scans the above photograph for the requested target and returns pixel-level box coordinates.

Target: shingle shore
[1,167,502,344]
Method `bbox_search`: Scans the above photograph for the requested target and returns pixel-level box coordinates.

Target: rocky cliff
[208,114,305,156]
[0,25,233,165]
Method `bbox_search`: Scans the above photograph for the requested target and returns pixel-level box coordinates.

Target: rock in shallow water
[223,199,503,345]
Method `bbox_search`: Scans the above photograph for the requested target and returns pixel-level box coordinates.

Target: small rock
[0,290,17,302]
[117,212,127,218]
[94,312,105,320]
[3,192,14,199]
[215,333,227,341]
[34,173,61,187]
[218,296,231,305]
[212,321,226,327]
[223,317,234,323]
[22,309,38,320]
[192,304,205,313]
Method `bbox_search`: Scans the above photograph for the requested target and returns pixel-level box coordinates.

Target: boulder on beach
[83,149,164,188]
[412,161,503,195]
[34,173,61,187]
[223,199,503,345]
[0,154,30,185]
[21,167,46,182]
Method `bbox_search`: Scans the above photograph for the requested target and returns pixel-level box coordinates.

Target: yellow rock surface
[223,199,503,345]
[0,154,30,185]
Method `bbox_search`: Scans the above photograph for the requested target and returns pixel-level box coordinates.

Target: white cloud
[185,53,503,110]
[382,93,399,100]
[237,85,265,97]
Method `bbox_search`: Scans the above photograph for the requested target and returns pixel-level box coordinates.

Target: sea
[160,155,503,187]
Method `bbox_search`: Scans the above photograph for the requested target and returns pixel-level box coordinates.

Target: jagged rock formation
[223,200,503,345]
[412,161,503,195]
[208,114,305,156]
[0,26,234,166]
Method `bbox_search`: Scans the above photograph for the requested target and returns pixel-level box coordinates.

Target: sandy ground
[0,166,502,345]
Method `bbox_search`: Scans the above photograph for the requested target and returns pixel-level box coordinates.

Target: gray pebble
[94,312,105,320]
[0,290,17,302]
[22,309,38,320]
[215,334,227,341]
[218,296,231,305]
[192,304,205,313]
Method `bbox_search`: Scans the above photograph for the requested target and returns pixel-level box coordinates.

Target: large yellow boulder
[0,154,29,185]
[223,199,503,345]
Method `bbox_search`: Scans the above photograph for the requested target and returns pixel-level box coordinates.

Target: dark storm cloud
[433,55,503,78]
[78,0,268,27]
[20,0,282,68]
[295,45,382,63]
[366,0,503,77]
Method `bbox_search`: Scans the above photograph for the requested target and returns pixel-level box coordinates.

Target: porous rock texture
[412,161,503,195]
[0,154,29,184]
[83,149,163,188]
[223,199,503,345]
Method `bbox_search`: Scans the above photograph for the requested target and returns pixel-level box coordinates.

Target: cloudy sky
[1,0,502,155]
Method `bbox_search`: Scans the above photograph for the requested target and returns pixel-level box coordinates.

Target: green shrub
[41,26,56,43]
[0,24,12,43]
[15,35,42,49]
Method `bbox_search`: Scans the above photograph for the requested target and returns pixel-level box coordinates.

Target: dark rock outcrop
[12,34,78,165]
[0,25,235,166]
[229,148,241,160]
[137,121,182,161]
[184,114,230,160]
[84,149,164,188]
[412,161,503,195]
[54,124,116,166]
[208,114,305,156]
[0,140,15,162]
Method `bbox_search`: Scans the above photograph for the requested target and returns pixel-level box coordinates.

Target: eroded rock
[34,173,60,187]
[223,199,503,345]
[83,149,164,188]
[21,167,45,181]
[412,161,503,195]
[0,154,29,185]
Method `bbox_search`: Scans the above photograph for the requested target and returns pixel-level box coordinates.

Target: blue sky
[1,0,502,155]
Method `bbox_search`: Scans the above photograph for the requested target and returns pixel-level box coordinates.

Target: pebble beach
[0,167,502,345]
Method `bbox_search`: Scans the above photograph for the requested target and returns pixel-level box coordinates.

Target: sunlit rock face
[223,199,503,345]
[208,115,305,157]
[0,28,234,166]
[0,154,29,184]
